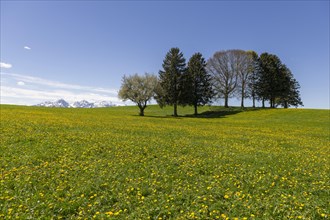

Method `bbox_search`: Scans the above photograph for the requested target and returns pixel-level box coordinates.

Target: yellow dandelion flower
[105,211,113,216]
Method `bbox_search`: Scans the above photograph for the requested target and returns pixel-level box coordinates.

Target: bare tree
[236,50,255,108]
[118,73,158,116]
[207,50,239,108]
[246,51,259,108]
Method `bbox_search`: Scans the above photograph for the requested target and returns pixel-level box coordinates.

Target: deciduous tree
[118,73,158,116]
[234,50,255,108]
[207,50,239,108]
[246,51,259,108]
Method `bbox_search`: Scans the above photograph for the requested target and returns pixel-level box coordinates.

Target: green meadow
[0,105,329,219]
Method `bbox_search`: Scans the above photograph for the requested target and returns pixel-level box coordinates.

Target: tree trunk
[284,101,288,108]
[138,105,145,116]
[270,98,275,108]
[252,96,255,108]
[139,108,144,116]
[194,104,198,115]
[224,93,229,108]
[241,90,244,108]
[173,103,178,117]
[262,98,265,108]
[272,99,275,108]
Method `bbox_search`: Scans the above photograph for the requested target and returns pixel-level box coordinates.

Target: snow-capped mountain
[71,100,94,108]
[93,100,115,108]
[36,99,116,108]
[36,99,70,108]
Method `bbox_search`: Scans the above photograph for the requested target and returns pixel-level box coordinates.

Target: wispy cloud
[1,73,118,94]
[17,81,25,86]
[24,46,31,50]
[0,62,12,69]
[0,72,124,106]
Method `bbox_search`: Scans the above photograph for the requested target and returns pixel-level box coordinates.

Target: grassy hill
[1,105,329,219]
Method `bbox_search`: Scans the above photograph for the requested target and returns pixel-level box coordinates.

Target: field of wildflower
[0,105,329,219]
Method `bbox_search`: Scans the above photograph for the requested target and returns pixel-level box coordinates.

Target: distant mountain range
[36,99,116,108]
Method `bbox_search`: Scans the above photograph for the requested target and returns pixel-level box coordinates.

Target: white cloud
[1,72,118,94]
[17,81,25,86]
[0,72,123,106]
[0,62,12,69]
[24,46,31,50]
[1,86,120,103]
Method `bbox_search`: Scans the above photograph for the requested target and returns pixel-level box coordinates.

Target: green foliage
[255,53,302,108]
[186,52,214,114]
[206,50,302,109]
[275,65,303,108]
[118,73,158,116]
[1,105,329,219]
[156,47,186,116]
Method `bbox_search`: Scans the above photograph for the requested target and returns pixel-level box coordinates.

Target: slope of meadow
[0,105,329,219]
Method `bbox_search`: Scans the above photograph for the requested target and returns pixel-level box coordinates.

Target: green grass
[1,105,329,219]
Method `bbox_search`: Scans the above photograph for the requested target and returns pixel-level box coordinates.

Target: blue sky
[1,1,329,108]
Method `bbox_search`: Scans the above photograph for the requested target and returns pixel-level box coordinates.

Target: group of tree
[155,48,214,116]
[255,53,303,108]
[119,47,303,116]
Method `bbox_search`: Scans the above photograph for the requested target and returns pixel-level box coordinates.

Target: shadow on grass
[133,114,184,119]
[185,107,262,118]
[184,110,242,118]
[138,107,263,119]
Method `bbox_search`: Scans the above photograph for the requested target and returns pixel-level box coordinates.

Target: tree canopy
[119,48,302,116]
[155,47,186,116]
[118,73,158,116]
[186,52,214,115]
[207,50,240,108]
[255,53,303,108]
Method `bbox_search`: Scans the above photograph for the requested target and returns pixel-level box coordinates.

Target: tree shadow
[184,110,241,118]
[132,114,184,119]
[184,107,262,119]
[132,107,263,119]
